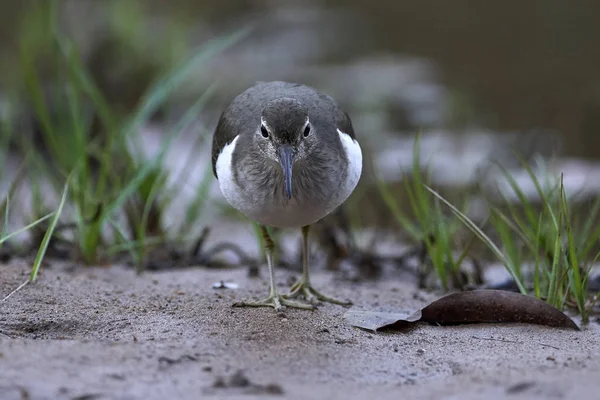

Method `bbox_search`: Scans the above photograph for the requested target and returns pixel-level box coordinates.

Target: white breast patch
[215,135,246,212]
[337,128,363,202]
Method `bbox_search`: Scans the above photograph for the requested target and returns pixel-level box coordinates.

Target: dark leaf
[420,290,580,330]
[343,289,579,331]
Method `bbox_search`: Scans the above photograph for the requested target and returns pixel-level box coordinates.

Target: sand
[1,259,599,400]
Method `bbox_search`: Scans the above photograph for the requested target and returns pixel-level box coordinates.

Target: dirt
[1,259,599,400]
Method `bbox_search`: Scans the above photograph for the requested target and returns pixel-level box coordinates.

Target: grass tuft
[376,131,597,322]
[376,133,475,290]
[2,176,70,302]
[4,2,248,270]
[425,155,597,323]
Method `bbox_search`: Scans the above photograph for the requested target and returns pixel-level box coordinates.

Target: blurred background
[2,1,599,142]
[1,0,600,273]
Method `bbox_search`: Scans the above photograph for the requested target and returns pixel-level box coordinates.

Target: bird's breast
[232,161,342,228]
[215,134,362,229]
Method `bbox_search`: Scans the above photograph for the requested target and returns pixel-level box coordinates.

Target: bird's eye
[303,124,311,137]
[260,125,269,138]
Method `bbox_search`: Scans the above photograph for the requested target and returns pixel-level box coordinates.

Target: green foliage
[376,133,472,291]
[427,154,597,323]
[1,174,70,302]
[483,157,597,323]
[4,1,247,269]
[377,130,596,322]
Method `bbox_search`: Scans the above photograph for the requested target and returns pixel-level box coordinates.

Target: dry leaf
[343,290,579,331]
[343,309,421,332]
[420,290,579,330]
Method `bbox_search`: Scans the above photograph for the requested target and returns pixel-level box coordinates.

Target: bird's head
[256,97,314,199]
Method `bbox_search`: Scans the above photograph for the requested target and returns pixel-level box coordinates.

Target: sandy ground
[1,259,599,400]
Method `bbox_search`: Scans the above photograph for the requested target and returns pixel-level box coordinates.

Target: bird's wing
[310,89,357,140]
[211,85,267,178]
[211,110,240,179]
[334,108,356,140]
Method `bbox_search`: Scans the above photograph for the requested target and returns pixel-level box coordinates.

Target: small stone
[265,383,284,394]
[416,348,425,355]
[212,281,239,290]
[229,370,250,387]
[506,381,536,394]
[212,377,226,388]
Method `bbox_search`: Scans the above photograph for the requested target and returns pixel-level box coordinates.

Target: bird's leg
[283,225,352,306]
[233,225,315,311]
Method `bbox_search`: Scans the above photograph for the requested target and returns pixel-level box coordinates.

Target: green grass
[425,157,598,323]
[377,132,597,323]
[1,174,70,302]
[484,159,598,322]
[376,133,475,291]
[0,1,248,271]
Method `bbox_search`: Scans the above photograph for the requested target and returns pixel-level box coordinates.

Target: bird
[211,81,362,311]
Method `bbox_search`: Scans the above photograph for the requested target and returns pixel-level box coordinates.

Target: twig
[191,227,210,257]
[537,343,561,350]
[472,336,561,350]
[1,279,29,302]
[201,242,254,266]
[472,335,519,344]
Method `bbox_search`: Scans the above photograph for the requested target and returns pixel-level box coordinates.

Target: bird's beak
[278,145,294,199]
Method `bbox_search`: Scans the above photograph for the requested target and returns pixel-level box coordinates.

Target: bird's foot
[282,280,352,306]
[232,293,315,311]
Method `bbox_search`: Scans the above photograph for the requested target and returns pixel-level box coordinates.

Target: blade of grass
[2,177,69,302]
[101,83,218,225]
[425,184,528,294]
[533,213,544,298]
[490,209,524,283]
[512,149,559,229]
[560,175,587,321]
[0,212,54,245]
[494,161,539,230]
[453,223,481,275]
[135,171,168,272]
[374,169,421,240]
[107,218,141,265]
[577,196,600,252]
[546,207,563,307]
[124,27,251,142]
[179,162,215,235]
[2,194,9,240]
[30,175,70,282]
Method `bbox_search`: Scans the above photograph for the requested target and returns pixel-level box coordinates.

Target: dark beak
[278,145,294,199]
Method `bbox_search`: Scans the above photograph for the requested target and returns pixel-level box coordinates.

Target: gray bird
[211,81,362,310]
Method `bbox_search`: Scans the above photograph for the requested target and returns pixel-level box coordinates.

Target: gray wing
[211,111,237,178]
[211,84,267,178]
[332,108,356,139]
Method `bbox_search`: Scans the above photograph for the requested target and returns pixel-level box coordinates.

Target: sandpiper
[211,81,362,310]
